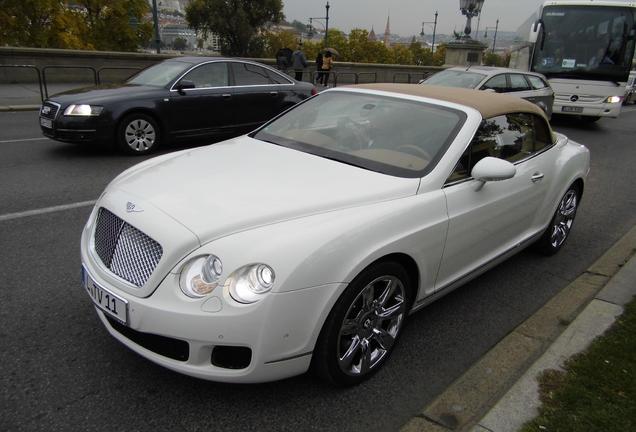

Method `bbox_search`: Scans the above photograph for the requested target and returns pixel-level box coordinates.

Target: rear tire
[117,113,161,155]
[534,185,580,256]
[312,261,412,386]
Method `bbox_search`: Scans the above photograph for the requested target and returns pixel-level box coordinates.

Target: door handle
[269,91,278,96]
[222,93,232,98]
[531,172,545,183]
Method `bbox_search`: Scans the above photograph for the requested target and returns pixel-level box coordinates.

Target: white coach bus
[526,1,636,121]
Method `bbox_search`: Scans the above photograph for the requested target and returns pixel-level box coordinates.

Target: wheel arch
[572,177,584,202]
[359,253,421,309]
[116,108,166,141]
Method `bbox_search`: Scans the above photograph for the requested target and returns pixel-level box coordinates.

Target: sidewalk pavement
[402,225,636,432]
[473,253,636,432]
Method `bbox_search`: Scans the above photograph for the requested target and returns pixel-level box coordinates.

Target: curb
[401,225,636,432]
[0,105,40,112]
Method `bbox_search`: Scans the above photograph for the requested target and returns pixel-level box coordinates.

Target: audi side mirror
[175,80,196,93]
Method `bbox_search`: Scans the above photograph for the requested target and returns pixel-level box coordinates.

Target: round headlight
[202,255,223,283]
[180,255,222,298]
[227,264,276,304]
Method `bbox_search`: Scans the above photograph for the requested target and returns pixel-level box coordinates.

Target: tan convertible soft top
[349,83,549,121]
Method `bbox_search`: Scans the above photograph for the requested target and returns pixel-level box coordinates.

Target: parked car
[624,71,636,105]
[420,66,555,118]
[39,57,316,154]
[81,84,589,386]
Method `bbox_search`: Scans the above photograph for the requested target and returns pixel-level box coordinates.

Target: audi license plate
[40,117,53,128]
[82,266,128,324]
[561,106,583,113]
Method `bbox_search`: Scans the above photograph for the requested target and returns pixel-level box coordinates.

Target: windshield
[127,61,191,87]
[532,5,636,82]
[423,70,486,88]
[252,92,466,178]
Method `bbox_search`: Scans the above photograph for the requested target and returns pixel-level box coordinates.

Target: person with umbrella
[320,48,338,86]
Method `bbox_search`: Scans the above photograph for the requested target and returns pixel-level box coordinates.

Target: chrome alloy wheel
[125,119,156,152]
[337,275,406,376]
[550,189,578,248]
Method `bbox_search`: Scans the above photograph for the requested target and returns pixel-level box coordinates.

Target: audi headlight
[226,264,275,304]
[604,96,622,104]
[64,104,104,116]
[179,255,223,298]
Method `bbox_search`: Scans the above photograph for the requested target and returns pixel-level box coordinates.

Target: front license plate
[40,117,53,128]
[562,106,583,113]
[82,266,128,324]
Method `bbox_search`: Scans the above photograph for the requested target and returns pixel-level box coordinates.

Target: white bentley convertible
[80,84,590,386]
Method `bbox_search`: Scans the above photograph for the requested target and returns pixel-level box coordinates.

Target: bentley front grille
[93,208,163,287]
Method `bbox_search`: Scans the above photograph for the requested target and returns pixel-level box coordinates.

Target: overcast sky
[282,0,630,36]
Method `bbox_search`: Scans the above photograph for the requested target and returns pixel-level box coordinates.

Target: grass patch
[521,298,636,432]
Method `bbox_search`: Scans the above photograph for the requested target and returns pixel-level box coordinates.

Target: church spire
[383,13,391,46]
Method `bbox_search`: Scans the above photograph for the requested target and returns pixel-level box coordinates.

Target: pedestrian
[291,44,308,81]
[275,47,291,71]
[321,51,334,86]
[315,51,324,84]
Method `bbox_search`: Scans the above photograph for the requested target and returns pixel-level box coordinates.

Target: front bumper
[553,101,622,118]
[40,111,111,144]
[81,222,343,383]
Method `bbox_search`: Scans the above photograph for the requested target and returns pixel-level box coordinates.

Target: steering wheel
[336,118,369,151]
[396,144,432,161]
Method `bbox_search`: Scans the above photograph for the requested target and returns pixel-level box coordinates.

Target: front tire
[312,261,412,386]
[118,113,161,155]
[534,185,580,255]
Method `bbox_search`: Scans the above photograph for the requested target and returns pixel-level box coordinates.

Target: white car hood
[111,136,420,242]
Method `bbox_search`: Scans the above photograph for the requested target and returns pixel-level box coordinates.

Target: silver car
[624,72,635,105]
[421,66,555,118]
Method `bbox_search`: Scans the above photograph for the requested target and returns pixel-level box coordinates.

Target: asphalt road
[1,108,636,432]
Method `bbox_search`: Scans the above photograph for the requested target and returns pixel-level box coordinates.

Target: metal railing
[1,62,436,105]
[42,66,98,99]
[0,65,45,103]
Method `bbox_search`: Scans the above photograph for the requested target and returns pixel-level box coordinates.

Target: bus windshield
[531,5,636,82]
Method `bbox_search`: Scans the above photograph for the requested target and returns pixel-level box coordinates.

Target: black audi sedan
[39,57,317,154]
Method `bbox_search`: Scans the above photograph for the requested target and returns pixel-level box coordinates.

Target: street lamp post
[307,2,331,47]
[420,11,438,53]
[151,0,161,53]
[459,0,485,38]
[484,19,499,52]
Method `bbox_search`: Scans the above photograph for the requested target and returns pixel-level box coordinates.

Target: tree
[0,0,151,51]
[0,0,87,48]
[483,51,507,67]
[348,29,389,63]
[186,0,284,56]
[263,30,298,58]
[74,0,153,51]
[388,45,414,65]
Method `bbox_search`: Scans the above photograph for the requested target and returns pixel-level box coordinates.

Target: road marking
[0,137,49,144]
[0,200,96,222]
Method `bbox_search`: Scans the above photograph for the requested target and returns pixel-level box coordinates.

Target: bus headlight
[604,96,622,104]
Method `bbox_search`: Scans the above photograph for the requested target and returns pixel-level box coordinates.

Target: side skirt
[409,229,545,314]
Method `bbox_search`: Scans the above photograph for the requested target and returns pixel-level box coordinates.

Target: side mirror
[471,157,516,184]
[175,80,195,93]
[528,21,542,44]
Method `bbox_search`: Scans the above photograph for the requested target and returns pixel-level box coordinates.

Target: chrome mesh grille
[40,102,60,119]
[93,208,163,287]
